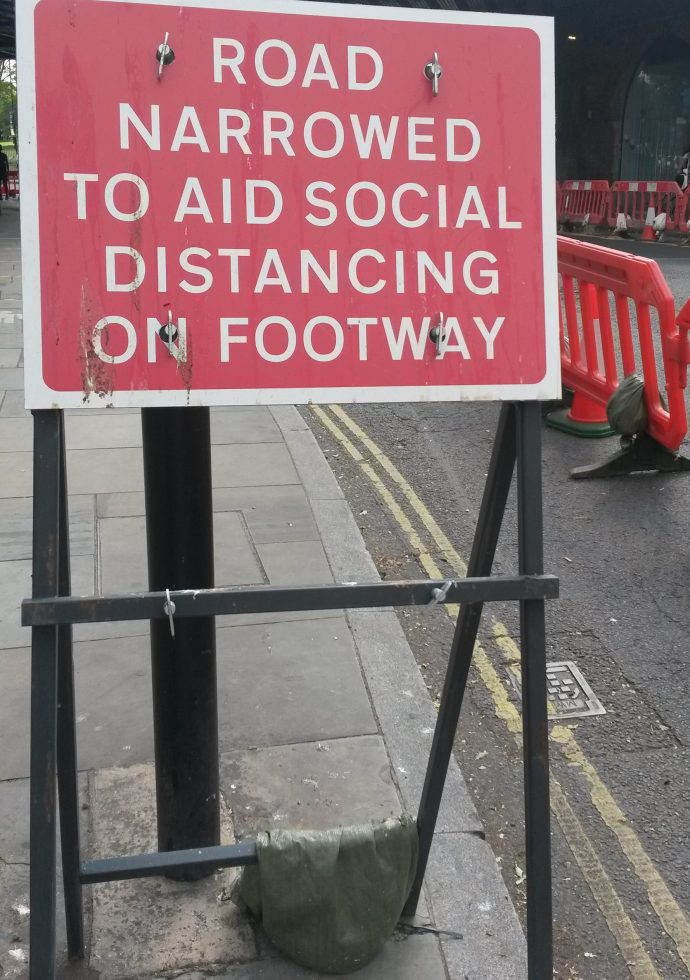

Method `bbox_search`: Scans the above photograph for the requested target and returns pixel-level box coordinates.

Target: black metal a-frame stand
[22,400,557,979]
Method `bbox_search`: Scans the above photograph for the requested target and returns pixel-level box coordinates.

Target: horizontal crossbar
[22,576,558,627]
[80,841,258,884]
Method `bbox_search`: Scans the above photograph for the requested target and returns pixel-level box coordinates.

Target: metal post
[141,407,220,866]
[404,404,517,917]
[30,410,61,980]
[55,411,85,959]
[516,401,553,979]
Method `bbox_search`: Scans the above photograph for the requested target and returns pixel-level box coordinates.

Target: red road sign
[19,0,558,407]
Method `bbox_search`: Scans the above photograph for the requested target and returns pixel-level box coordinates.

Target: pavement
[0,197,526,980]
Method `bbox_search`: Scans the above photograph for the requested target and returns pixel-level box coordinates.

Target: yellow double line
[312,403,690,980]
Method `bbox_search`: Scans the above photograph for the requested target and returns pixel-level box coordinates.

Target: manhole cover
[508,661,606,720]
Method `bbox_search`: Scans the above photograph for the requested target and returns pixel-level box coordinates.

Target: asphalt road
[305,240,690,980]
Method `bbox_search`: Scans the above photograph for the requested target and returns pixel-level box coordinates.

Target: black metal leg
[403,404,517,917]
[55,412,85,960]
[516,402,553,980]
[30,410,61,980]
[142,408,220,869]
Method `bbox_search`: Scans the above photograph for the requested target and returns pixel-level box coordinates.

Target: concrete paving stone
[0,450,31,496]
[97,515,149,594]
[0,775,89,978]
[0,633,152,780]
[254,540,333,586]
[0,493,95,562]
[269,405,309,432]
[347,609,483,835]
[0,416,41,451]
[0,552,94,651]
[426,832,527,980]
[89,764,255,979]
[0,348,19,367]
[64,413,143,450]
[96,491,146,519]
[99,512,265,595]
[216,617,378,750]
[0,389,26,417]
[66,448,145,495]
[170,933,447,980]
[0,368,22,389]
[309,498,379,580]
[71,607,338,645]
[214,512,267,586]
[219,485,319,545]
[221,735,403,839]
[213,443,299,488]
[281,427,344,501]
[0,647,31,779]
[95,487,312,519]
[211,406,283,444]
[1,616,376,777]
[0,334,23,348]
[63,406,140,416]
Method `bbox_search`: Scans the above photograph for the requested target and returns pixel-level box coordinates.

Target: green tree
[0,60,17,163]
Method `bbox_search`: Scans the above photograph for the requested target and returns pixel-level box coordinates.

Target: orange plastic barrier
[558,180,610,227]
[607,180,688,234]
[556,236,690,452]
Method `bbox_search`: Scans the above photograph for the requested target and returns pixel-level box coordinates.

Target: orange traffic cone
[546,391,615,438]
[641,206,656,241]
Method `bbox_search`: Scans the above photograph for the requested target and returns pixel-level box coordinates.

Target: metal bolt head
[424,53,442,95]
[156,43,175,67]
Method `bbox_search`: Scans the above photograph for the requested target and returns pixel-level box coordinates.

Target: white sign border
[18,0,558,408]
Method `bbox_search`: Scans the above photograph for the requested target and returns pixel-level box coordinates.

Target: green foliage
[0,60,16,162]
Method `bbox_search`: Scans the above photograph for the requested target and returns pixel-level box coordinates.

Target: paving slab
[221,735,403,839]
[347,609,483,835]
[98,511,265,595]
[64,413,143,450]
[0,368,22,389]
[0,450,31,497]
[218,486,320,545]
[0,349,20,368]
[213,443,299,488]
[0,417,30,451]
[171,933,448,980]
[426,832,527,980]
[0,334,24,348]
[0,647,32,779]
[0,552,94,651]
[0,776,88,977]
[0,493,95,562]
[270,405,310,432]
[216,618,378,750]
[254,540,333,586]
[281,427,343,501]
[88,764,255,979]
[0,389,26,417]
[1,617,378,779]
[211,407,283,444]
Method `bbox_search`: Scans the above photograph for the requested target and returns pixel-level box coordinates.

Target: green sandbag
[232,816,419,975]
[607,374,647,436]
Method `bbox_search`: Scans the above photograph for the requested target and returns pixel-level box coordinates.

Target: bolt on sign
[18,0,558,408]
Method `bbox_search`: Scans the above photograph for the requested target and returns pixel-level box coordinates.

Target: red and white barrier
[607,181,688,236]
[558,180,610,228]
[555,236,690,452]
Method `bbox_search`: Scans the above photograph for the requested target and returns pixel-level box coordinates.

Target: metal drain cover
[508,661,606,720]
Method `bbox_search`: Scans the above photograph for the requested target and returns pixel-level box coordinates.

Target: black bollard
[142,407,220,874]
